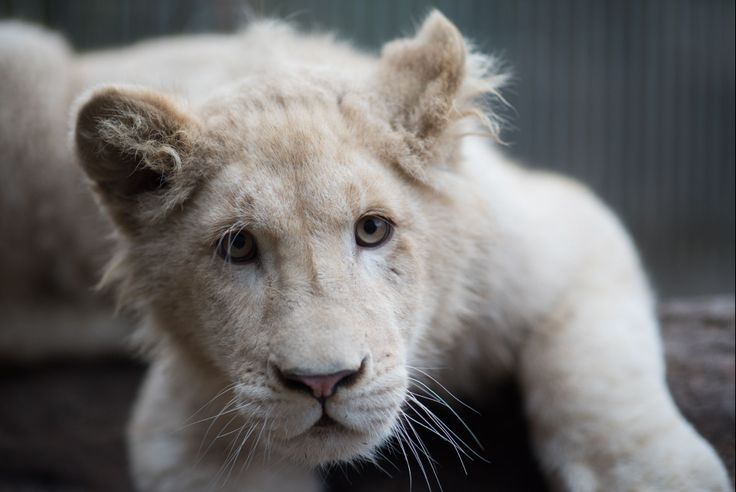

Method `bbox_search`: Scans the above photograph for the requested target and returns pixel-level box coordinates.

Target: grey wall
[2,0,734,296]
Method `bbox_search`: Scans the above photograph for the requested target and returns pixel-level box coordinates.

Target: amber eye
[217,230,258,263]
[355,215,393,248]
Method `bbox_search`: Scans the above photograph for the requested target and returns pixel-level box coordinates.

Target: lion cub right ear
[74,85,200,234]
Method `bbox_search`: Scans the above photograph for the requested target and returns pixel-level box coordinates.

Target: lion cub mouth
[314,413,339,428]
[306,412,362,437]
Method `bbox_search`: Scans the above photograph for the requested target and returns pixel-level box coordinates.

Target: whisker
[197,409,241,464]
[401,410,443,492]
[181,382,238,425]
[369,449,397,478]
[404,397,470,474]
[236,421,262,474]
[219,423,248,485]
[407,367,481,415]
[179,398,247,430]
[223,422,257,485]
[391,418,414,491]
[408,377,485,450]
[408,392,488,463]
[397,413,433,492]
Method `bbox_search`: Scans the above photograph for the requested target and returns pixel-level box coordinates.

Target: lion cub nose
[279,367,361,400]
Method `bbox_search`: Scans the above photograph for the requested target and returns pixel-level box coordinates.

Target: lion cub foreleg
[517,292,731,491]
[128,358,320,492]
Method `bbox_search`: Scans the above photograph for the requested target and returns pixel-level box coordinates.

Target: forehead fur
[197,74,409,178]
[194,95,411,245]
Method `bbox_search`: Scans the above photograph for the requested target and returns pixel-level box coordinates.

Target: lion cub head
[74,11,501,465]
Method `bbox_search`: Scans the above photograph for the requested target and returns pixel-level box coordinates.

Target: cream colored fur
[0,11,731,492]
[0,22,130,359]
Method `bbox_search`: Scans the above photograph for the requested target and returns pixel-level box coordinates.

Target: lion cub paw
[552,433,732,492]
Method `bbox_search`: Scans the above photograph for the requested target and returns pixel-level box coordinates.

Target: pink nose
[280,369,359,399]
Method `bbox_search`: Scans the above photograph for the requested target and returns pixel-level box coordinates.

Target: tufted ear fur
[74,85,200,234]
[376,10,506,179]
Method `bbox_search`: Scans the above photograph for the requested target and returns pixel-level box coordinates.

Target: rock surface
[0,297,733,491]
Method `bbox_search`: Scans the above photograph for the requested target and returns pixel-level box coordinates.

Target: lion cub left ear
[375,11,501,178]
[74,85,200,233]
[378,11,466,137]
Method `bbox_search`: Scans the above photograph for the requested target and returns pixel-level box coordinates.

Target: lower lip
[314,414,338,428]
[309,416,359,435]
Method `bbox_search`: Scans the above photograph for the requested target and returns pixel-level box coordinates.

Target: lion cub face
[171,90,426,462]
[75,13,492,464]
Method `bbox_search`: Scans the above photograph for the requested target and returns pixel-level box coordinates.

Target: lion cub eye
[217,230,258,263]
[355,215,393,248]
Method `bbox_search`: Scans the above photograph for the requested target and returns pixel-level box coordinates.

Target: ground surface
[0,298,733,491]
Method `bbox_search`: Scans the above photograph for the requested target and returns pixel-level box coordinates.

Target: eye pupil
[363,219,378,235]
[232,234,246,249]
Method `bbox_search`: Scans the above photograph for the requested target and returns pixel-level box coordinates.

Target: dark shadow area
[323,382,549,492]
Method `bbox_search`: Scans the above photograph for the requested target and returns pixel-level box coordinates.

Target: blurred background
[0,2,734,491]
[1,0,733,297]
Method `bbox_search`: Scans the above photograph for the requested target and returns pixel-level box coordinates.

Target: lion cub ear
[378,11,466,138]
[376,11,500,178]
[74,85,199,233]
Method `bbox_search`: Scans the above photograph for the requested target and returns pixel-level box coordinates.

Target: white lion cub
[3,9,731,492]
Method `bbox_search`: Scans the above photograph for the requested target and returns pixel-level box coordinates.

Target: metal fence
[2,0,734,296]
